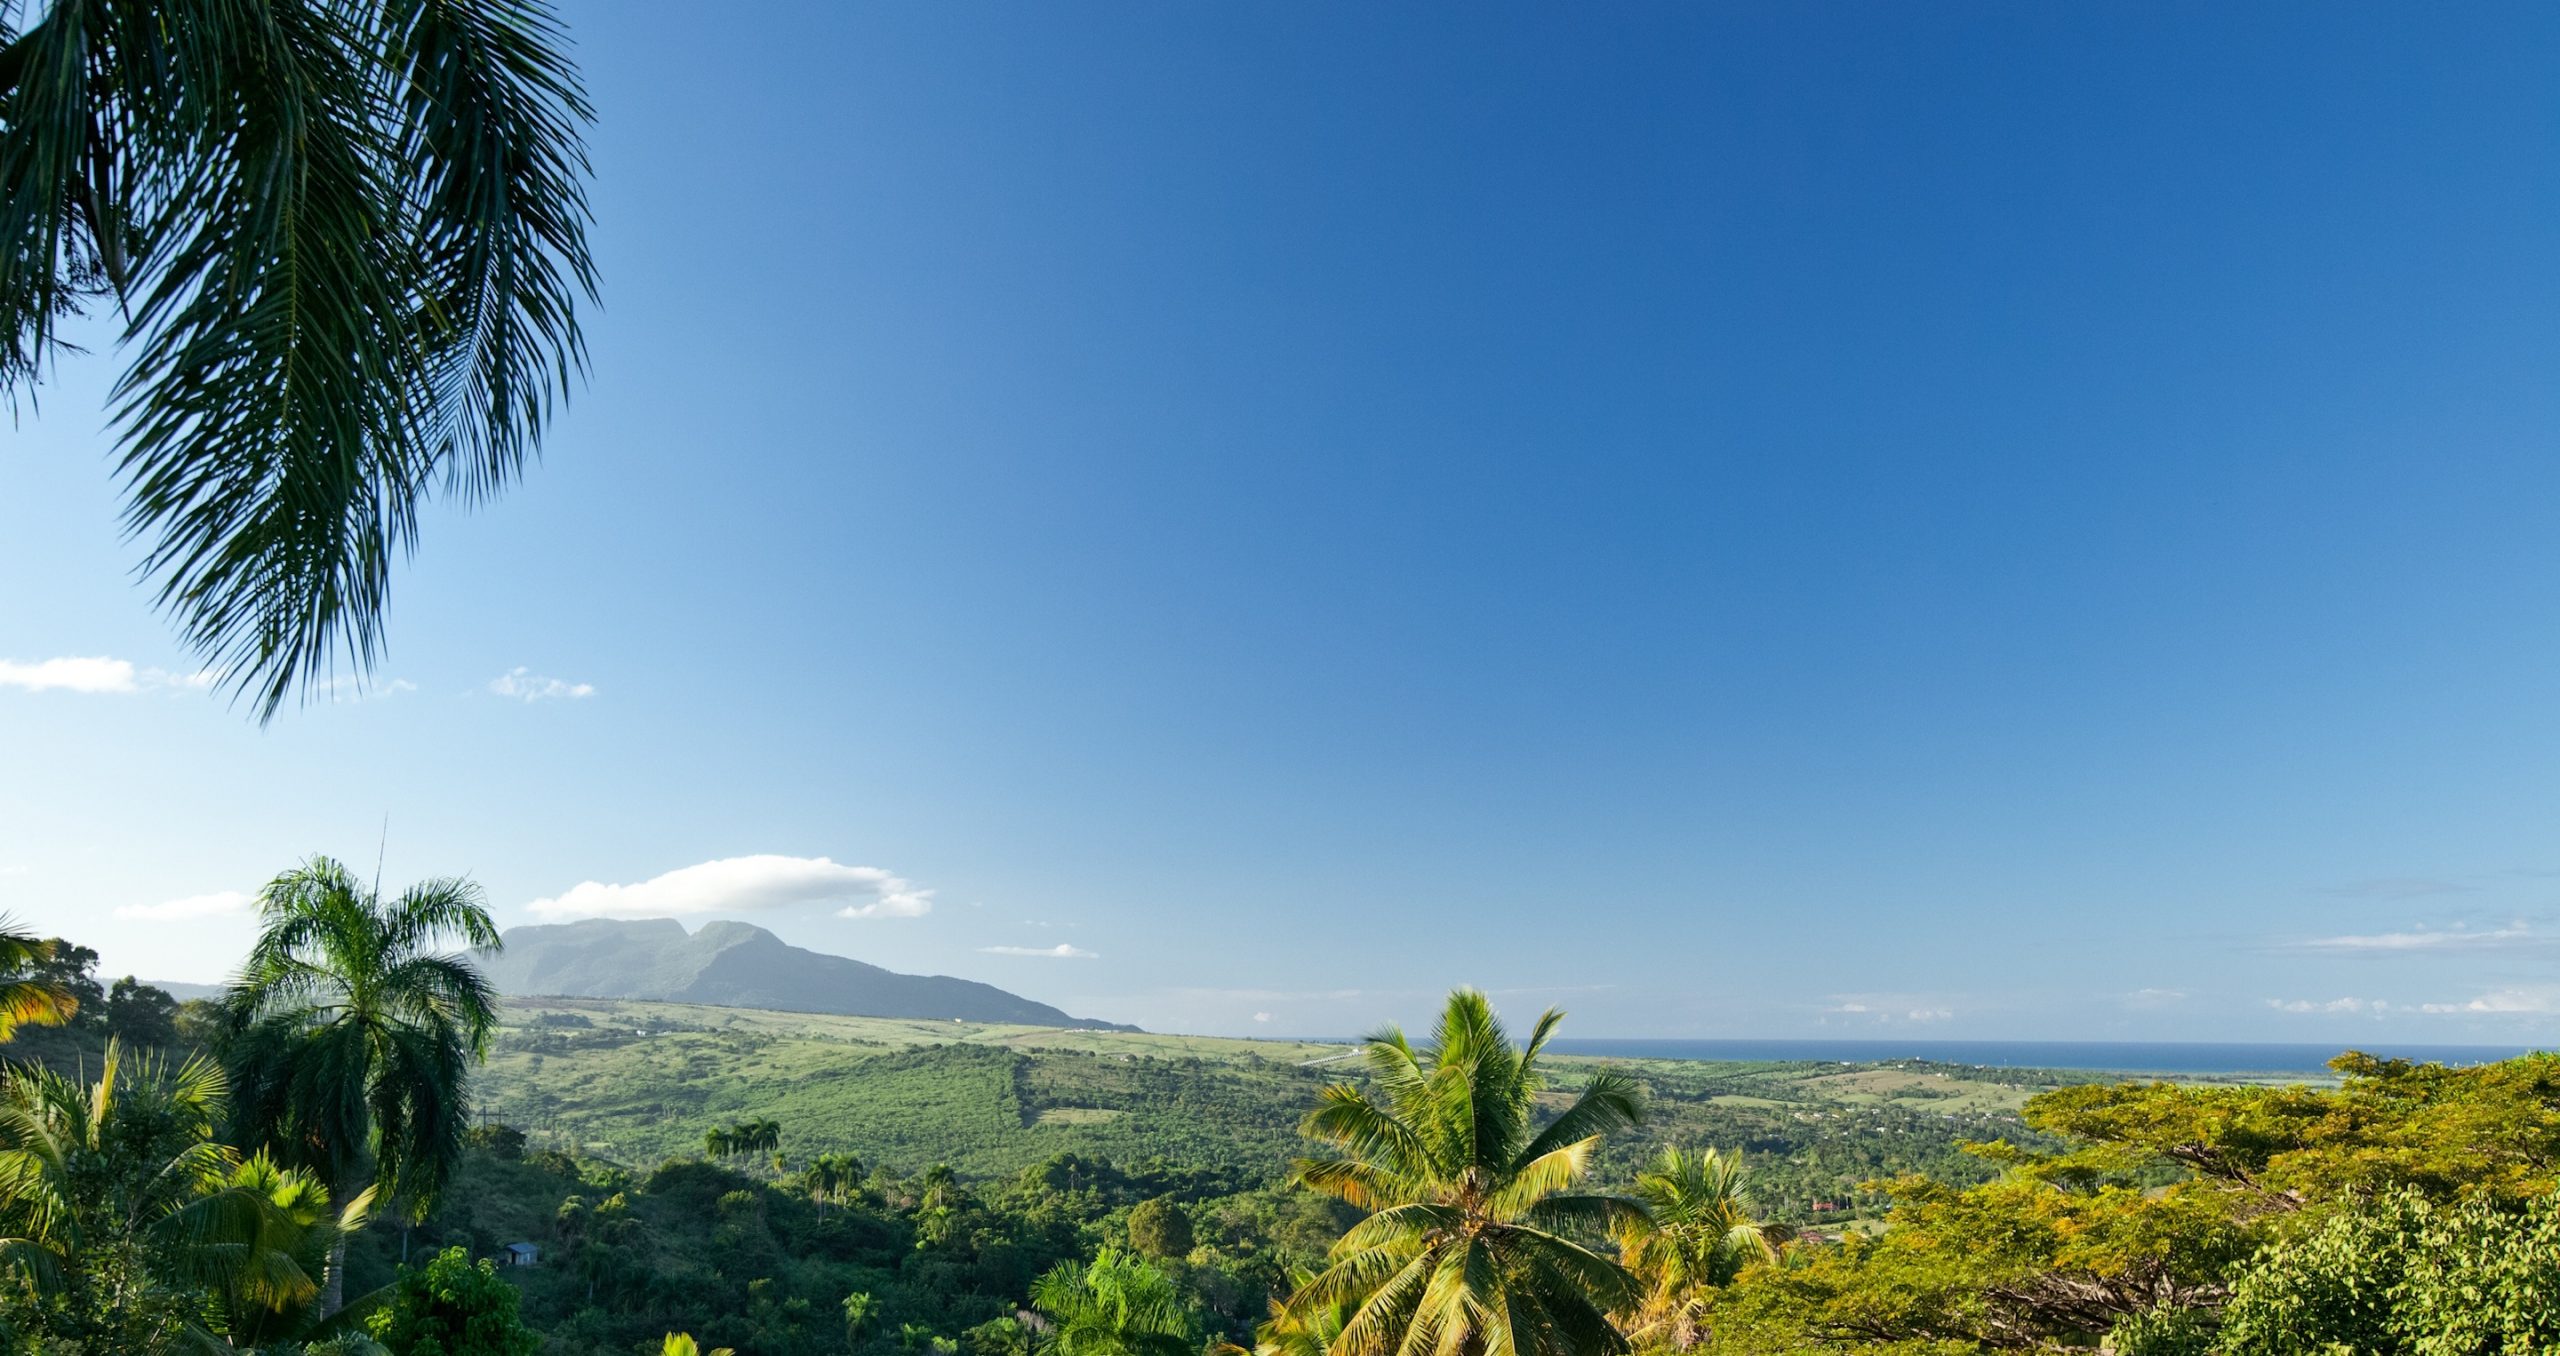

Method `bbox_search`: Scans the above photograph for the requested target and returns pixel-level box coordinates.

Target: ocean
[1538,1037,2540,1075]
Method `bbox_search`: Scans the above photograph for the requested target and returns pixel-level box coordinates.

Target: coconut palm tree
[0,919,78,1041]
[0,0,598,717]
[1613,1147,1790,1350]
[0,1041,357,1349]
[221,855,503,1312]
[1240,1270,1354,1356]
[1030,1246,1198,1356]
[1287,988,1647,1356]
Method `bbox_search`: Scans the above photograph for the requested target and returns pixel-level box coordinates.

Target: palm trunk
[322,1232,348,1315]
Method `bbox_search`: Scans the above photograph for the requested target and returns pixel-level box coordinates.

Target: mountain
[475,918,1133,1029]
[142,980,229,1002]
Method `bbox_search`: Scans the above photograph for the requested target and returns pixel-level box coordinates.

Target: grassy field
[477,997,2107,1225]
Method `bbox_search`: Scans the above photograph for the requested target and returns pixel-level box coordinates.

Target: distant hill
[142,980,228,1002]
[475,918,1134,1030]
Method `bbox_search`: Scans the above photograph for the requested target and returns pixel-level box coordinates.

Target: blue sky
[5,2,2560,1043]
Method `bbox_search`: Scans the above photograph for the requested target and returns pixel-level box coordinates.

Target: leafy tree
[663,1335,738,1356]
[104,976,181,1049]
[1286,988,1646,1356]
[0,0,598,715]
[2215,1189,2560,1354]
[365,1246,539,1356]
[1614,1147,1787,1350]
[1698,1050,2560,1351]
[1717,1170,2248,1350]
[174,997,228,1050]
[2023,1051,2560,1208]
[1127,1196,1194,1260]
[463,1123,527,1160]
[0,1042,358,1349]
[1030,1246,1199,1356]
[844,1289,879,1349]
[966,1315,1032,1356]
[223,856,504,1312]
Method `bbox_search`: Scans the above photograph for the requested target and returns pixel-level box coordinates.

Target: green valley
[475,996,2067,1219]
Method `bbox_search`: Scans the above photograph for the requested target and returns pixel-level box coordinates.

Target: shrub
[365,1246,540,1356]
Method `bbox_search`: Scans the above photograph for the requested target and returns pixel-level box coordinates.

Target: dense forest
[0,865,2553,1355]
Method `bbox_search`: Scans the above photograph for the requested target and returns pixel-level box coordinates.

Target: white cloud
[2419,987,2560,1015]
[2296,922,2529,953]
[488,667,596,702]
[1821,992,1963,1023]
[0,657,139,693]
[2266,996,2389,1015]
[314,676,416,703]
[114,890,252,922]
[1252,1011,1274,1023]
[0,657,277,697]
[528,855,932,921]
[2124,988,2188,1009]
[980,943,1097,959]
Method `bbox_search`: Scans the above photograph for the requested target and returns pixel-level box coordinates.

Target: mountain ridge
[474,918,1134,1030]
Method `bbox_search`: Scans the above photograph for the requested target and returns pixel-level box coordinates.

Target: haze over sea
[1539,1038,2539,1075]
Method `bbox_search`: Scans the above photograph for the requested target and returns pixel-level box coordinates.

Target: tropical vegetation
[0,891,2552,1356]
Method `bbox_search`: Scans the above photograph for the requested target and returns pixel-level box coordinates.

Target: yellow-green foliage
[2022,1051,2560,1206]
[1704,1052,2560,1354]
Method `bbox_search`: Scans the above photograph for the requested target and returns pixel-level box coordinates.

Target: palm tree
[1242,1270,1354,1356]
[213,1151,380,1349]
[806,1152,864,1203]
[663,1335,737,1356]
[0,1041,356,1349]
[222,855,503,1312]
[705,1127,734,1158]
[1287,988,1647,1356]
[0,919,77,1040]
[0,0,597,717]
[1613,1147,1790,1351]
[1030,1246,1198,1356]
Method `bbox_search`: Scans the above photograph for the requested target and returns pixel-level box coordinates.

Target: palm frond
[1517,1067,1646,1167]
[1301,1084,1432,1181]
[3,0,598,716]
[1326,1247,1435,1356]
[1487,1138,1599,1217]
